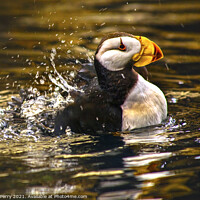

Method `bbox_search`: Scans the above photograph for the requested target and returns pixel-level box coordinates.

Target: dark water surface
[0,0,200,199]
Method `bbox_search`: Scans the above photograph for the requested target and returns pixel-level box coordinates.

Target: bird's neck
[94,58,138,105]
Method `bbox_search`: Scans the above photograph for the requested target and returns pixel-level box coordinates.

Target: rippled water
[0,0,200,199]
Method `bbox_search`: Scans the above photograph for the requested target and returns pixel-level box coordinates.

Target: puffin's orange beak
[132,36,164,67]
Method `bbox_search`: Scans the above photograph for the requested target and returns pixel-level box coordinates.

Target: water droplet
[35,71,39,79]
[178,81,184,85]
[32,88,38,94]
[40,79,45,84]
[170,98,177,103]
[70,71,75,78]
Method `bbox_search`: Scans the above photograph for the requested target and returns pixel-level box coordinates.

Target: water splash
[49,48,83,95]
[0,48,87,138]
[20,47,86,133]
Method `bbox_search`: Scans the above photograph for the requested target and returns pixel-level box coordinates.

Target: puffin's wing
[54,100,122,135]
[77,63,96,82]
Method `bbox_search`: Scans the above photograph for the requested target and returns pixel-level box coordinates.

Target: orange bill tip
[152,41,164,62]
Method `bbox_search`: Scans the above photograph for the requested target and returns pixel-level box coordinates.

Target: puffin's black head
[95,32,163,71]
[94,32,164,105]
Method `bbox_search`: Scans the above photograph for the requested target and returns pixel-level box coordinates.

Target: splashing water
[49,48,83,96]
[1,48,86,138]
[20,48,85,134]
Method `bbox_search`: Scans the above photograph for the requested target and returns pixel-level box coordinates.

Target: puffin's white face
[96,36,141,71]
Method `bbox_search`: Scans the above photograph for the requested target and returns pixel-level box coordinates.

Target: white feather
[121,74,167,130]
[96,36,141,71]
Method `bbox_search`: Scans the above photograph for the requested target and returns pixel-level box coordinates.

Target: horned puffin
[54,32,167,135]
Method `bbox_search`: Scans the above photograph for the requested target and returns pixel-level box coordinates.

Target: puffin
[54,32,167,135]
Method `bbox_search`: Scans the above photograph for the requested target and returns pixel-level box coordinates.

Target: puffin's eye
[119,38,126,51]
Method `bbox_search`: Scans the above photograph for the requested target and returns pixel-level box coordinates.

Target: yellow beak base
[132,36,164,67]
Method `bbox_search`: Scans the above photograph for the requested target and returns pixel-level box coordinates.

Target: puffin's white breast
[121,74,167,130]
